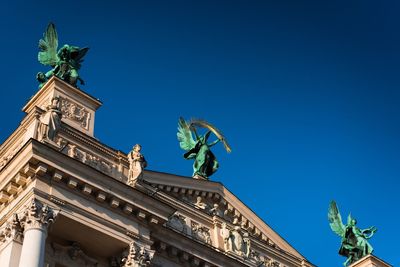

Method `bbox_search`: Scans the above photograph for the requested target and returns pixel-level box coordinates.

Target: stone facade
[0,77,315,267]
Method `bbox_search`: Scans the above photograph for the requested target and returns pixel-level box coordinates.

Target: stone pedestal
[349,255,392,267]
[22,76,102,137]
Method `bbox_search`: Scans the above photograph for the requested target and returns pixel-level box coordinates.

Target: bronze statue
[37,23,89,88]
[328,201,377,266]
[177,117,231,179]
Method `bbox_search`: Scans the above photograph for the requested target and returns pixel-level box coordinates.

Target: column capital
[0,214,23,244]
[20,199,58,232]
[116,241,155,267]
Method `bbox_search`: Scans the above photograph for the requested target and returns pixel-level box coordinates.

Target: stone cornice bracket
[0,213,23,243]
[19,199,59,232]
[118,241,155,267]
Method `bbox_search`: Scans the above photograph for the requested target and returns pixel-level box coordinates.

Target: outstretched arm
[209,138,222,147]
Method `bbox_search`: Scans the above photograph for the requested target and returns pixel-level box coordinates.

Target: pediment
[143,170,305,261]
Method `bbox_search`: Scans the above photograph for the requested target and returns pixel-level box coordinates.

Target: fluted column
[18,199,57,267]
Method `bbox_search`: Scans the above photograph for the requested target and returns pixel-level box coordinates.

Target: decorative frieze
[191,222,212,245]
[60,140,117,177]
[60,96,91,130]
[166,213,188,234]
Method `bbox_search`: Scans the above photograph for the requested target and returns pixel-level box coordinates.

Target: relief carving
[220,223,251,257]
[0,214,23,243]
[60,97,91,129]
[166,213,187,234]
[191,222,212,245]
[63,142,116,176]
[45,241,98,267]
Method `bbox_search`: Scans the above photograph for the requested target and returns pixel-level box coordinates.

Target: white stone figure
[38,97,62,142]
[194,196,207,210]
[210,203,223,217]
[220,222,231,252]
[127,144,147,186]
[243,232,251,258]
[231,226,245,256]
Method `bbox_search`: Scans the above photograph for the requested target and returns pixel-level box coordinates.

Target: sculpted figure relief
[38,96,62,142]
[220,223,251,257]
[127,144,147,186]
[328,201,377,266]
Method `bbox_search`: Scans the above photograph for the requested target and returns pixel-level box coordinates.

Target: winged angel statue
[177,117,231,179]
[328,201,377,266]
[36,23,89,88]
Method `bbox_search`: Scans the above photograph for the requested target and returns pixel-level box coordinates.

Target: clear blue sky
[0,1,399,266]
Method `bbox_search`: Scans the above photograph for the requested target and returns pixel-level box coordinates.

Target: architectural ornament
[38,96,62,142]
[191,222,212,245]
[120,241,155,267]
[166,213,187,234]
[50,241,98,267]
[127,144,147,186]
[209,203,224,217]
[0,214,23,243]
[64,142,116,176]
[60,96,91,129]
[19,199,58,231]
[220,223,251,257]
[194,196,207,210]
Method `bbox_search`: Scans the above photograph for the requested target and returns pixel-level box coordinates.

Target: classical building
[0,77,318,267]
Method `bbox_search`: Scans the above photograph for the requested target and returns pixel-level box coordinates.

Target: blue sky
[0,1,399,266]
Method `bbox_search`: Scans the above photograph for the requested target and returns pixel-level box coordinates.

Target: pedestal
[349,255,392,267]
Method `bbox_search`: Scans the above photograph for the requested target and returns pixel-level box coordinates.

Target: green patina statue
[328,201,377,266]
[36,23,89,88]
[177,117,231,179]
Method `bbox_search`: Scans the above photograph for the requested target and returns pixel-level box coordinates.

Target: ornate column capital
[111,241,154,267]
[20,199,58,232]
[0,214,23,243]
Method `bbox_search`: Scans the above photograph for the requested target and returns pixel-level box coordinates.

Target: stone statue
[127,144,147,186]
[194,196,207,210]
[37,23,89,88]
[328,201,377,266]
[220,223,251,257]
[38,96,62,142]
[221,222,232,252]
[177,117,231,179]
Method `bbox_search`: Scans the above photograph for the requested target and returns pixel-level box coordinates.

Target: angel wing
[70,46,89,69]
[328,201,346,238]
[177,117,196,151]
[38,23,59,67]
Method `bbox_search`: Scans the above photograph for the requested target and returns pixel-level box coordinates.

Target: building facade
[0,77,315,267]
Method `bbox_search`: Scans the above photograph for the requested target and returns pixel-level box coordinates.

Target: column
[18,199,57,267]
